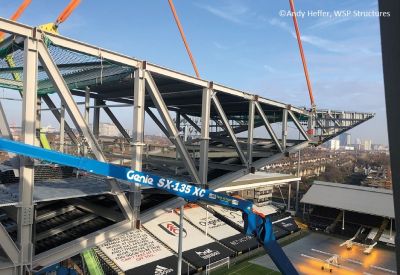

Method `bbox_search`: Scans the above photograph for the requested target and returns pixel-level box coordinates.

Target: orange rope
[0,0,32,40]
[289,0,316,109]
[10,0,32,21]
[167,0,200,78]
[56,0,81,25]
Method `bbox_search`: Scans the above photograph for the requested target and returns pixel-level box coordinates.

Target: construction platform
[0,17,374,273]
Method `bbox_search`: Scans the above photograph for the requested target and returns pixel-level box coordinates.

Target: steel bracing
[0,17,375,273]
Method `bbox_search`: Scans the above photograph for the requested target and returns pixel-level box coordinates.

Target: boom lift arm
[0,137,298,274]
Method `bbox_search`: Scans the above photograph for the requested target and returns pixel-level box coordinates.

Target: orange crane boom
[56,0,81,26]
[0,0,32,40]
[288,0,316,110]
[167,0,200,78]
[40,0,81,33]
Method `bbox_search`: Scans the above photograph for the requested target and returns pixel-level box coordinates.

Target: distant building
[339,133,351,146]
[363,139,372,151]
[328,139,340,150]
[355,138,362,145]
[99,123,120,137]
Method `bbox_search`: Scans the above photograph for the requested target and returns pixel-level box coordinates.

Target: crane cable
[0,0,32,40]
[288,0,316,111]
[167,0,200,78]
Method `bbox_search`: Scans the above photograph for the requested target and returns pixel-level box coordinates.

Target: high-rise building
[328,139,340,150]
[339,133,351,146]
[363,139,372,151]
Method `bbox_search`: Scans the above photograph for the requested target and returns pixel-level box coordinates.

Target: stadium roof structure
[0,17,376,271]
[215,172,300,192]
[301,181,394,218]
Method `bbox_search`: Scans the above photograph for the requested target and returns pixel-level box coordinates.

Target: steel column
[287,183,291,211]
[93,99,100,138]
[59,105,65,153]
[18,36,38,273]
[247,100,255,165]
[282,109,288,150]
[254,102,283,152]
[295,180,300,213]
[199,87,211,187]
[342,210,345,230]
[131,66,146,227]
[177,205,184,275]
[212,94,247,164]
[145,71,201,184]
[84,87,90,155]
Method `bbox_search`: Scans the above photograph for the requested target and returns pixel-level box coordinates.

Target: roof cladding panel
[301,181,394,218]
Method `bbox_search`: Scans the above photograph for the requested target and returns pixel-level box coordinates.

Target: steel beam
[18,37,38,272]
[211,120,264,138]
[247,100,255,165]
[199,87,211,186]
[102,103,131,142]
[145,107,169,137]
[38,42,104,160]
[212,94,247,164]
[0,223,20,264]
[35,214,97,241]
[33,220,131,268]
[0,101,19,171]
[0,101,13,140]
[131,66,146,227]
[0,17,310,117]
[145,71,201,184]
[181,113,201,133]
[288,110,310,141]
[0,17,33,37]
[70,199,124,223]
[38,41,134,221]
[255,103,283,152]
[41,95,77,145]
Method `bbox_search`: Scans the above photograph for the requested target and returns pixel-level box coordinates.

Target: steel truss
[0,17,374,273]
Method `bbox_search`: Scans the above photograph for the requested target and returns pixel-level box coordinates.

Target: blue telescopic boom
[0,138,298,275]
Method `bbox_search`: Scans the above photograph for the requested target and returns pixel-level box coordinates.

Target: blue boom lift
[0,138,299,275]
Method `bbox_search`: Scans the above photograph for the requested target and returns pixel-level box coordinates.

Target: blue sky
[1,0,387,144]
